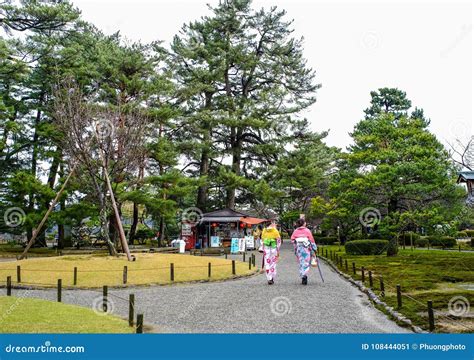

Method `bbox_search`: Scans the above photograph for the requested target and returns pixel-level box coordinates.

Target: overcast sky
[72,0,472,150]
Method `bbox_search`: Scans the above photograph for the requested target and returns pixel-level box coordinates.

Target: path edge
[319,255,425,333]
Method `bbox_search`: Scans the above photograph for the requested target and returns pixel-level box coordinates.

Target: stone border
[319,255,425,333]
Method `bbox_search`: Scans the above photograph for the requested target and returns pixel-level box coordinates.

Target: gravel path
[12,242,410,333]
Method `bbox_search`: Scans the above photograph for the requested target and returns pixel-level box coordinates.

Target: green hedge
[399,232,420,245]
[345,240,389,255]
[464,230,474,237]
[316,236,338,245]
[425,236,457,248]
[456,231,468,238]
[415,237,428,247]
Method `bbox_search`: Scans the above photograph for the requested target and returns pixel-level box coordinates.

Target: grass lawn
[0,253,256,288]
[321,245,474,333]
[0,296,133,333]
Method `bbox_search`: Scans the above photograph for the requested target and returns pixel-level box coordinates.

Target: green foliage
[398,232,421,245]
[415,237,429,247]
[345,240,389,255]
[316,236,338,245]
[134,228,156,241]
[465,230,474,237]
[425,236,457,248]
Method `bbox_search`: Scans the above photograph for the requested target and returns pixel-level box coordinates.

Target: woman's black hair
[295,218,306,228]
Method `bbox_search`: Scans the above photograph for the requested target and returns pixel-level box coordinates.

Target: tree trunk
[196,93,213,211]
[129,202,139,245]
[226,129,242,209]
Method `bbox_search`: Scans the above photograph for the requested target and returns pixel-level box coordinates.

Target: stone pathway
[11,242,410,333]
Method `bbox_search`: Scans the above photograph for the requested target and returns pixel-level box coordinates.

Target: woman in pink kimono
[291,218,317,285]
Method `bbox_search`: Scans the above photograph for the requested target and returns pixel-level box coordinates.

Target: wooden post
[252,254,255,267]
[427,300,435,332]
[136,314,144,334]
[396,284,402,308]
[380,276,385,297]
[352,262,356,275]
[170,263,174,282]
[123,266,128,285]
[73,267,77,286]
[345,259,348,272]
[129,294,135,327]
[248,257,252,270]
[208,262,211,278]
[232,260,236,275]
[243,252,246,262]
[6,276,11,296]
[57,279,62,302]
[368,271,373,288]
[225,253,228,259]
[16,265,21,283]
[361,267,365,282]
[103,285,108,312]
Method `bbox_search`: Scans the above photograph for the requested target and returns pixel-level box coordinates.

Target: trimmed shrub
[456,231,468,238]
[426,236,456,248]
[399,232,420,245]
[415,237,429,248]
[464,230,474,238]
[134,228,155,241]
[345,240,389,255]
[316,236,338,245]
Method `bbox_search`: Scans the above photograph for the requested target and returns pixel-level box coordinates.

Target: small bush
[316,236,338,245]
[399,232,420,245]
[134,228,155,241]
[345,240,389,255]
[456,231,468,238]
[415,237,428,247]
[464,230,474,238]
[426,236,456,248]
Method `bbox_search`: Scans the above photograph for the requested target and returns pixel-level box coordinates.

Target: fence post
[73,267,77,286]
[208,262,211,278]
[361,267,365,282]
[252,254,255,267]
[16,265,21,283]
[103,285,108,312]
[225,252,228,259]
[123,266,128,285]
[427,300,435,332]
[243,252,246,262]
[232,260,236,275]
[352,262,356,275]
[248,257,252,270]
[129,294,135,327]
[368,271,373,288]
[396,284,402,308]
[57,279,62,302]
[136,314,144,334]
[380,276,385,297]
[170,263,174,282]
[6,276,11,296]
[345,259,348,272]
